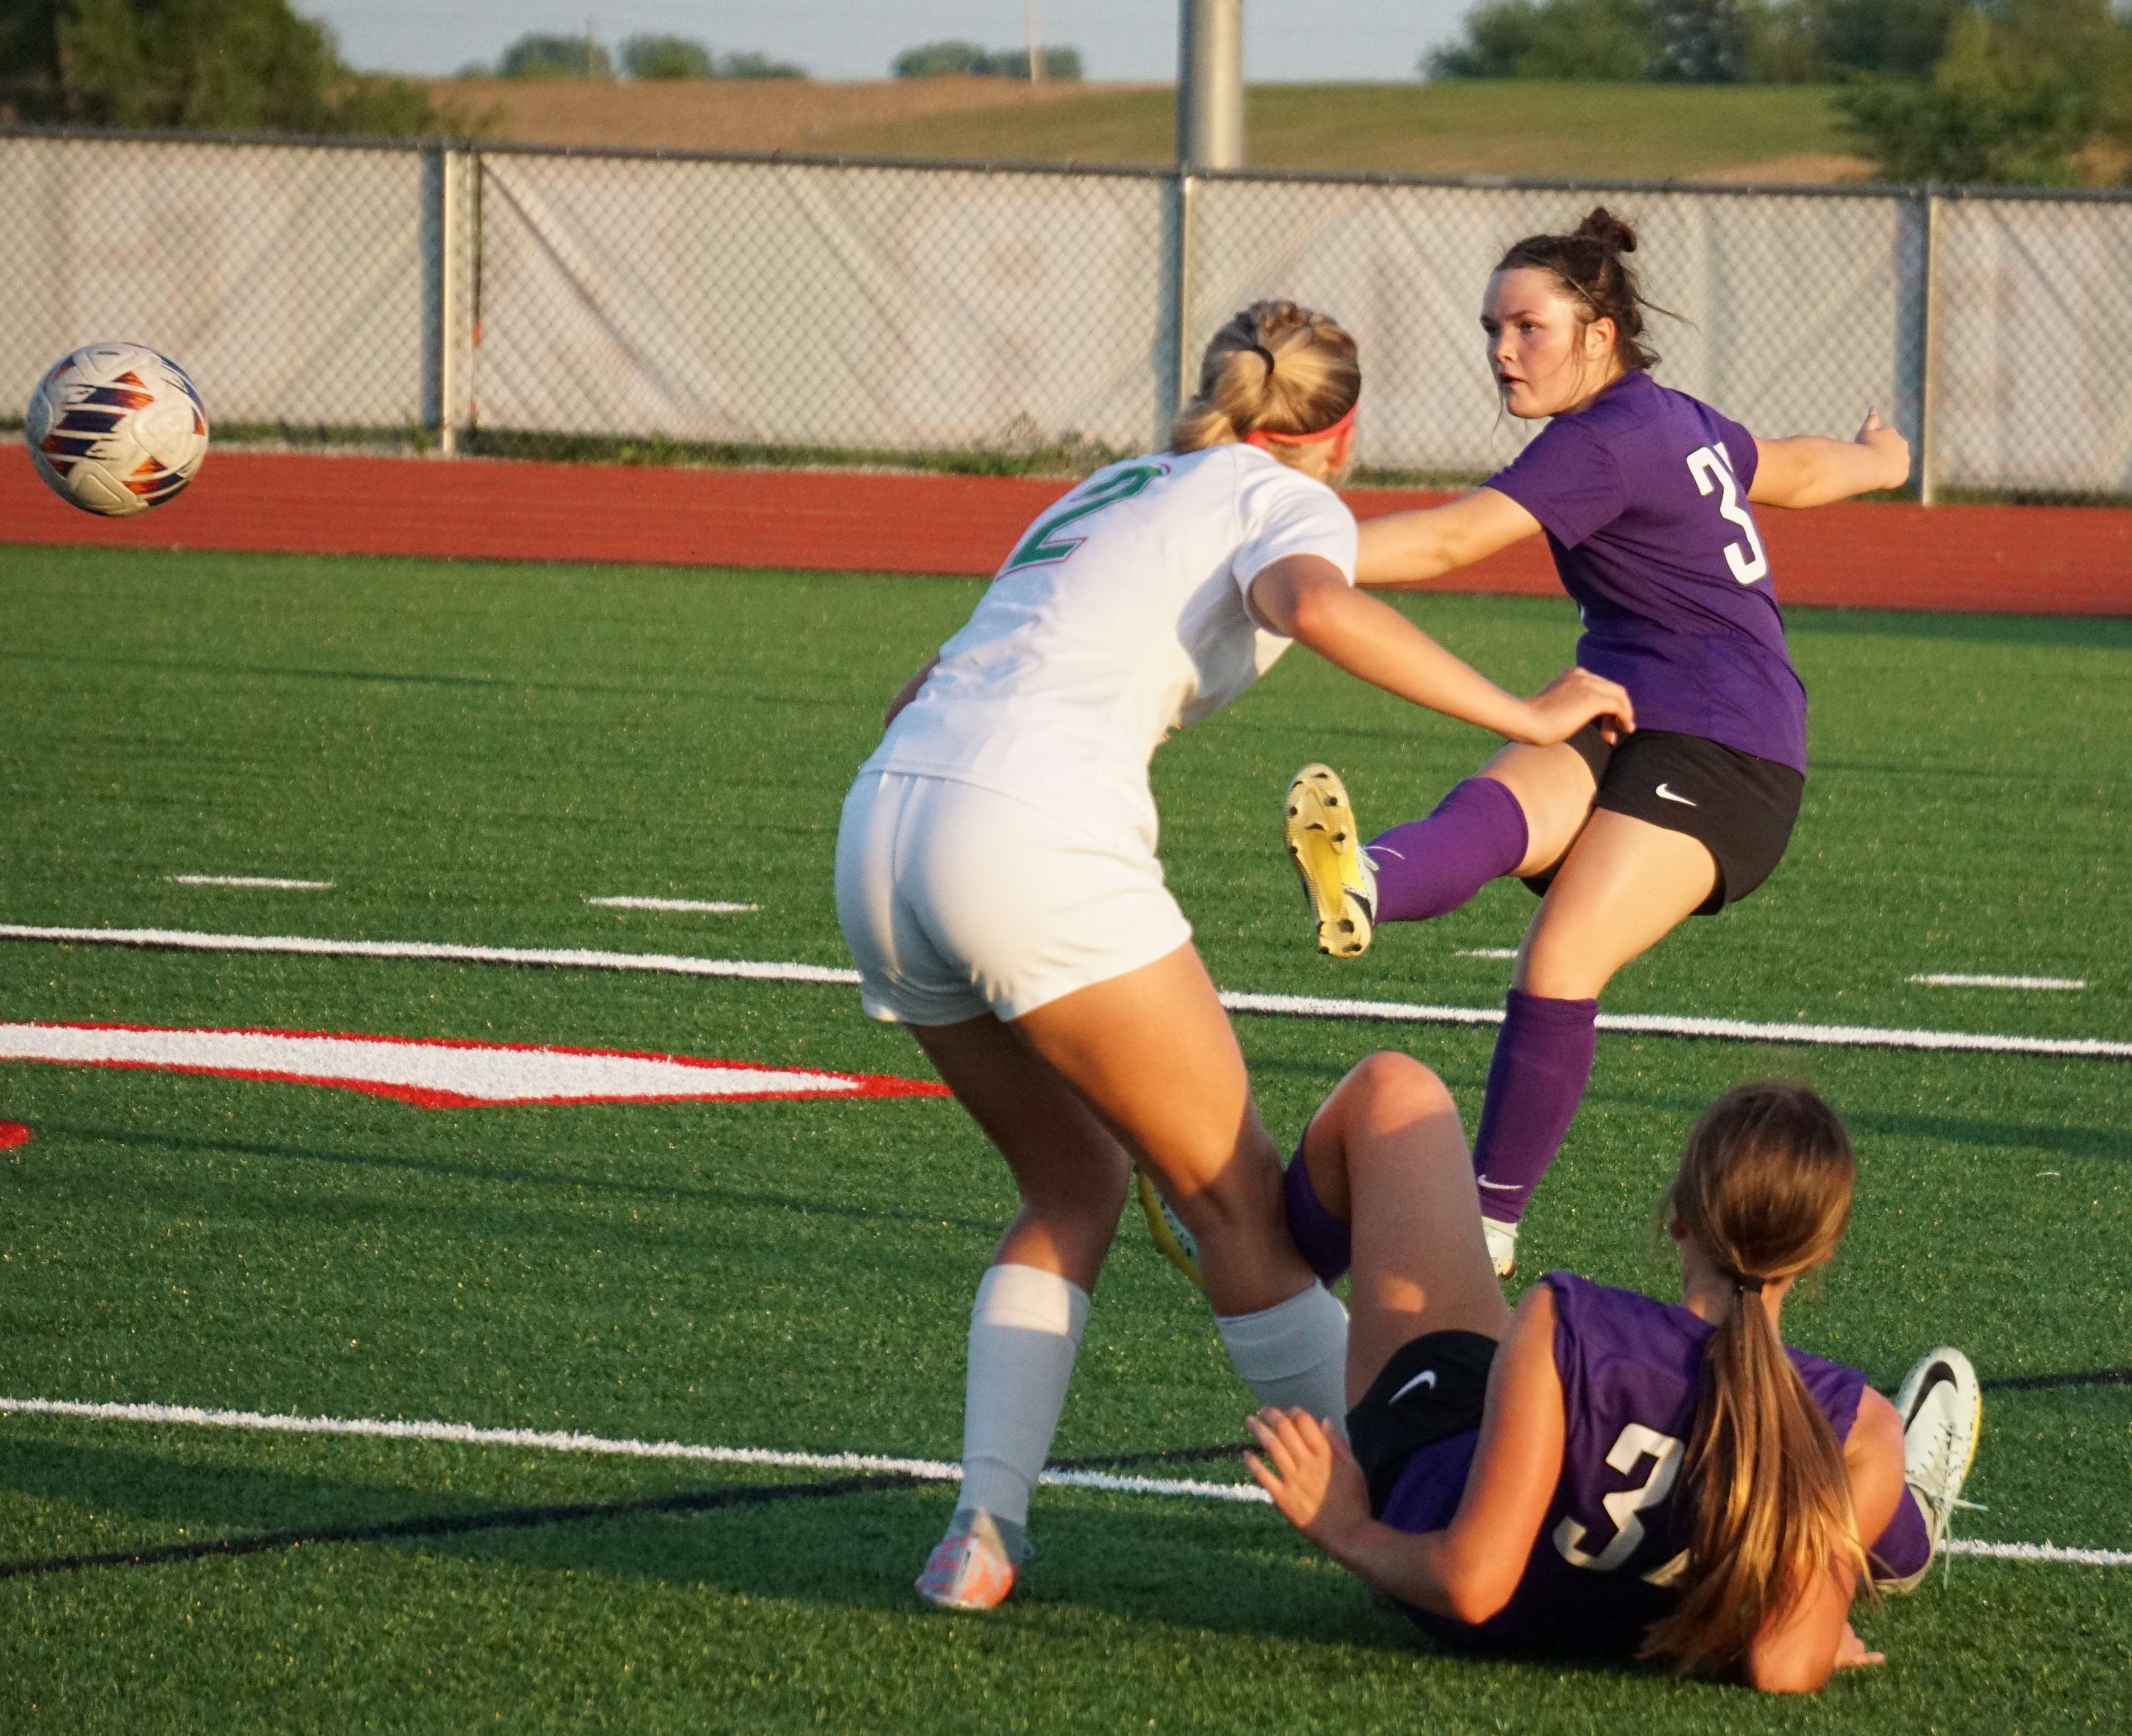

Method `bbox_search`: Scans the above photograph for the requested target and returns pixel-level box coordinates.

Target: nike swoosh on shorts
[1477,1176,1521,1191]
[1390,1369,1439,1405]
[1655,783,1698,806]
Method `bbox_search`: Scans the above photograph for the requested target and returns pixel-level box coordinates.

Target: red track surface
[5,448,2128,613]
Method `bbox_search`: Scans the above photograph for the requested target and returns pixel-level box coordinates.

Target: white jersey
[865,444,1357,852]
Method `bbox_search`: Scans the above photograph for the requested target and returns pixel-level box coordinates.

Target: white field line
[0,1398,1263,1504]
[166,876,333,891]
[0,1398,2113,1557]
[1911,974,2087,992]
[585,897,758,915]
[1455,948,1519,960]
[1,925,2126,1061]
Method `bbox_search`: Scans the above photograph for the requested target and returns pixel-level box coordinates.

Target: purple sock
[1869,1486,1933,1584]
[1366,777,1529,924]
[1281,1148,1352,1287]
[1470,989,1599,1225]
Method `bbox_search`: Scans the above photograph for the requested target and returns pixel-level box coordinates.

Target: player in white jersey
[834,301,1633,1610]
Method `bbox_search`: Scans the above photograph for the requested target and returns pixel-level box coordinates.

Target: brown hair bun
[1572,205,1639,255]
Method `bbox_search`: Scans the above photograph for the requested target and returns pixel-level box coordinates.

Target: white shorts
[834,770,1193,1026]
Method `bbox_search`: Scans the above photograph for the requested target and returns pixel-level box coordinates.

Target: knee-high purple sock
[1365,777,1529,924]
[1868,1486,1933,1585]
[1470,989,1599,1225]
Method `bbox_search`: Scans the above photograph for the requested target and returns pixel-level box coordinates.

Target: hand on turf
[1244,1407,1372,1552]
[1833,1622,1885,1671]
[1517,667,1635,747]
[1853,407,1911,492]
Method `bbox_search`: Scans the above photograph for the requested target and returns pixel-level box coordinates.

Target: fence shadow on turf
[32,1120,996,1236]
[1576,1086,2127,1166]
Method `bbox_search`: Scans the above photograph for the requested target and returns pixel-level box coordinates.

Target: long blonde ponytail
[1170,300,1360,466]
[1641,1084,1868,1678]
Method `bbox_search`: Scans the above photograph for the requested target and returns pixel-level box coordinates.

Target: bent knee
[1342,1050,1454,1120]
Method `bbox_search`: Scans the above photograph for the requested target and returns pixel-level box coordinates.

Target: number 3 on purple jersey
[1687,443,1769,586]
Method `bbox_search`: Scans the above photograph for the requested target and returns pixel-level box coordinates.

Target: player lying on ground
[1245,1066,1979,1692]
[1283,207,1912,1276]
[835,300,1633,1611]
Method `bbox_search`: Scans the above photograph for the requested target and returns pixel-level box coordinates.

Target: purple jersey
[1487,371,1807,774]
[1381,1272,1866,1656]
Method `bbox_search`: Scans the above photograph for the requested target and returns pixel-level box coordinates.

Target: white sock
[956,1262,1091,1534]
[1216,1283,1350,1431]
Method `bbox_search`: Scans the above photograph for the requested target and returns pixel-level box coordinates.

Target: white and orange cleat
[914,1510,1026,1611]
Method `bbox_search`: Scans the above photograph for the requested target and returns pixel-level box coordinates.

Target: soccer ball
[25,342,209,517]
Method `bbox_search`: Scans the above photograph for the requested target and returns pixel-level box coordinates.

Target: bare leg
[1515,809,1718,999]
[908,1014,1133,1290]
[1476,741,1599,879]
[1467,810,1722,1244]
[1012,943,1315,1318]
[1297,1053,1513,1406]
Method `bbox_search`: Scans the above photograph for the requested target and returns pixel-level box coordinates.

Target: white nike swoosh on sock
[1390,1368,1439,1404]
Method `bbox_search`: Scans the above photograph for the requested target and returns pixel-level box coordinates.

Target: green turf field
[0,543,2125,1732]
[825,82,1856,180]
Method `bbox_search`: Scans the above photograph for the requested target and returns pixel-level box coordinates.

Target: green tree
[1426,0,1653,79]
[1838,0,2132,181]
[622,34,712,79]
[716,50,807,79]
[499,32,612,79]
[1805,0,1964,74]
[891,39,1080,78]
[1,0,438,133]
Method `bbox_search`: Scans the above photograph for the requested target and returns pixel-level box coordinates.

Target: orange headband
[1245,400,1359,449]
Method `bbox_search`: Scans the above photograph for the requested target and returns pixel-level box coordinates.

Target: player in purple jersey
[1281,208,1914,1275]
[1244,1062,1982,1691]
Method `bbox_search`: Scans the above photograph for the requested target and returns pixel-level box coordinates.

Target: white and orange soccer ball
[25,342,209,517]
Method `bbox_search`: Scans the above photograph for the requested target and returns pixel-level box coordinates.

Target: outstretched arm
[1245,1283,1565,1623]
[1354,488,1544,587]
[1250,556,1632,745]
[1743,1388,1904,1692]
[1750,409,1911,509]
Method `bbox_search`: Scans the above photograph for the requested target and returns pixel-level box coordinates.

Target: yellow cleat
[1136,1171,1203,1291]
[1284,764,1377,959]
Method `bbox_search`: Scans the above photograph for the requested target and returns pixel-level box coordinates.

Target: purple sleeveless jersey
[1487,371,1807,774]
[1382,1272,1866,1655]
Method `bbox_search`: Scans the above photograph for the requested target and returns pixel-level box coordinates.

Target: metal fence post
[1916,189,1943,505]
[421,143,468,457]
[1158,170,1199,445]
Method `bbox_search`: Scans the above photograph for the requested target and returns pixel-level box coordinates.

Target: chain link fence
[4,126,2130,500]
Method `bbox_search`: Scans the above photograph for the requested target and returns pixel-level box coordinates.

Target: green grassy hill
[822,82,1863,181]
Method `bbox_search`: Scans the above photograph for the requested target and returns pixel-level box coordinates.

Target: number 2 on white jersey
[1553,1423,1685,1575]
[1686,443,1768,585]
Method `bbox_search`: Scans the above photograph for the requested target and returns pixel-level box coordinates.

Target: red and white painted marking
[0,1022,946,1109]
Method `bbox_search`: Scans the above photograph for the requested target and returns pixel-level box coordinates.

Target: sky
[307,2,1472,82]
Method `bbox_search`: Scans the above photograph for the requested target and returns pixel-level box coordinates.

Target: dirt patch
[432,77,1162,154]
[1691,153,1874,184]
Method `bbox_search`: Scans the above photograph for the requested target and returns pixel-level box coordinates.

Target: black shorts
[1522,725,1804,915]
[1347,1329,1500,1517]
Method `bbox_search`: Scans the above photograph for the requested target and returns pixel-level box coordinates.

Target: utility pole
[1027,0,1045,82]
[1177,0,1243,168]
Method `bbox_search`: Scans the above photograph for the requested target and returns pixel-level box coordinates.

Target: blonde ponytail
[1170,300,1360,467]
[1641,1084,1869,1678]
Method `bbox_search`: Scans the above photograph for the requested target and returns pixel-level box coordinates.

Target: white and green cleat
[1284,764,1377,959]
[1885,1344,1984,1592]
